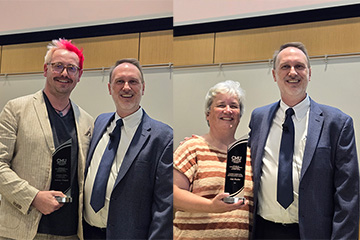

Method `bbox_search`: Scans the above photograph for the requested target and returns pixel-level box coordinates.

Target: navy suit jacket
[85,110,173,239]
[248,98,359,239]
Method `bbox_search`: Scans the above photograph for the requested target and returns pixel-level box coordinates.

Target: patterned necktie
[90,119,123,212]
[277,108,295,209]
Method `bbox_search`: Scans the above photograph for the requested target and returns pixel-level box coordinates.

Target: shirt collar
[114,107,143,129]
[280,95,310,121]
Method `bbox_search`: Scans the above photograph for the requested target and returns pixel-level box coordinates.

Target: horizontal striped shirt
[173,135,253,240]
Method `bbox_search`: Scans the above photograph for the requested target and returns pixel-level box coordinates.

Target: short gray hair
[273,42,310,69]
[205,80,245,118]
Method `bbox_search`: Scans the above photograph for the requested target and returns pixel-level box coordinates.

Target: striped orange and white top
[173,135,254,240]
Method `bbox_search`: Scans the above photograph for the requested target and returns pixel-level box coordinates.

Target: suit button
[13,201,22,209]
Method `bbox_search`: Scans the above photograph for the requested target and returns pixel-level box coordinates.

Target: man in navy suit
[248,42,359,239]
[83,58,173,239]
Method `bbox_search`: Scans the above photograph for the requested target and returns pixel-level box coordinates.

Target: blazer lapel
[85,113,114,175]
[301,99,324,179]
[33,91,55,152]
[114,110,151,187]
[72,102,92,141]
[259,102,280,150]
[254,102,280,178]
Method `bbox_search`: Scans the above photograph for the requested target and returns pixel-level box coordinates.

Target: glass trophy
[52,139,72,203]
[223,137,247,204]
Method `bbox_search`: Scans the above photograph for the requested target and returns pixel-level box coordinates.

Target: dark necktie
[277,108,295,209]
[90,119,123,212]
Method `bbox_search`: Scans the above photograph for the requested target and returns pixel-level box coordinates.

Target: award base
[223,196,245,204]
[55,196,73,203]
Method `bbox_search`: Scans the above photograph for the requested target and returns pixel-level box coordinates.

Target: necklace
[54,101,70,117]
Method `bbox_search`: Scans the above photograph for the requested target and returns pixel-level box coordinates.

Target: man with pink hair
[0,39,93,239]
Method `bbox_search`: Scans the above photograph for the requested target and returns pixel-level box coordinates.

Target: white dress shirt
[258,96,310,224]
[84,108,143,228]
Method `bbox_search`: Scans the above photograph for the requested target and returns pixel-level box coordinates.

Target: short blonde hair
[273,42,310,69]
[109,58,144,83]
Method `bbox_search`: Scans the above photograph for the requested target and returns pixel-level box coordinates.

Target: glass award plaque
[223,137,247,204]
[52,139,72,203]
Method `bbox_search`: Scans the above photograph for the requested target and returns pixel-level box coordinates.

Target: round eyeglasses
[48,62,80,76]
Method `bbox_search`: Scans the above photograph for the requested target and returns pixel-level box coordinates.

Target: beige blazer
[0,90,93,240]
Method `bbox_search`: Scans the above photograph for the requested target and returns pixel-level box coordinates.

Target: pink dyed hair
[44,38,84,70]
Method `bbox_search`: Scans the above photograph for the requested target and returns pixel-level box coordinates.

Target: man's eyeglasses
[48,62,80,76]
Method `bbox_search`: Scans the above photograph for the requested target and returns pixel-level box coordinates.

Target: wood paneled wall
[174,16,360,66]
[0,46,2,70]
[74,34,139,69]
[2,17,360,72]
[0,30,172,74]
[1,41,47,73]
[173,33,215,66]
[140,30,173,65]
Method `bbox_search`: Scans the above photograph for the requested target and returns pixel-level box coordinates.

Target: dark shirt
[38,92,79,236]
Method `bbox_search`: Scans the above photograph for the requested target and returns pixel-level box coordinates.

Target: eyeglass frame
[47,62,81,76]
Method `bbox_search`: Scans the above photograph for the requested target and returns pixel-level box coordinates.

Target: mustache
[54,77,72,82]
